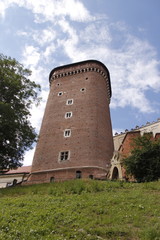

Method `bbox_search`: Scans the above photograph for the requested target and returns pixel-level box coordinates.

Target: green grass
[0,180,160,240]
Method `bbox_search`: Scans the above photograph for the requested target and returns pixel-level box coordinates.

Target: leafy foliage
[123,134,160,182]
[0,54,41,170]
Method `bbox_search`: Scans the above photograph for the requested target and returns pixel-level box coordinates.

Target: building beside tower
[110,119,160,180]
[28,60,114,184]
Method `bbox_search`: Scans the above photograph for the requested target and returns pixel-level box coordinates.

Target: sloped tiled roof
[5,166,31,174]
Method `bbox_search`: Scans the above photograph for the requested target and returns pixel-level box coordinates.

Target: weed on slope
[0,180,160,240]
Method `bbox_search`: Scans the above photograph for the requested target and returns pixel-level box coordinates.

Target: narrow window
[76,171,82,179]
[50,177,55,183]
[65,112,72,119]
[58,91,63,96]
[59,151,70,161]
[66,99,73,105]
[80,88,86,92]
[64,129,71,137]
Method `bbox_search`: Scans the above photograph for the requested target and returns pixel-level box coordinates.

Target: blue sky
[0,0,160,165]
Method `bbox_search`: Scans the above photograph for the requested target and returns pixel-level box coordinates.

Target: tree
[122,134,160,182]
[0,54,41,170]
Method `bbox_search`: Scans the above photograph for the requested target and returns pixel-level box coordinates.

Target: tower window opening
[65,112,72,119]
[59,151,70,161]
[89,175,93,179]
[80,88,86,92]
[58,91,63,96]
[76,171,82,179]
[66,99,73,105]
[64,129,71,137]
[50,177,55,182]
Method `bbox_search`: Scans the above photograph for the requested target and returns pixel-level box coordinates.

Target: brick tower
[28,60,114,183]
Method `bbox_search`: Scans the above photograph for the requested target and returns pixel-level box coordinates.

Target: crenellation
[49,66,110,94]
[114,118,160,137]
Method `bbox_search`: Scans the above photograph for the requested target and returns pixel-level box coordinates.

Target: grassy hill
[0,180,160,240]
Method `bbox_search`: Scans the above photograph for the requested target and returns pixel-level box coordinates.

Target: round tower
[28,60,114,183]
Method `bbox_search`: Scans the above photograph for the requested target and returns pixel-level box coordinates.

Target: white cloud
[16,30,28,36]
[1,0,93,23]
[43,44,56,62]
[58,18,87,62]
[80,23,112,44]
[59,0,93,22]
[27,0,93,23]
[22,45,41,67]
[0,1,8,18]
[111,88,152,113]
[32,28,56,46]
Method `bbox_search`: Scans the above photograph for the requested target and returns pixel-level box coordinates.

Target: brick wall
[28,60,114,183]
[119,131,140,157]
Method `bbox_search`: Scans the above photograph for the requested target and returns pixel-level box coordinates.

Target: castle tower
[28,60,114,183]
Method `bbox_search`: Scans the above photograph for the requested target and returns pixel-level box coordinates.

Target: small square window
[58,91,63,96]
[66,99,73,105]
[64,129,71,137]
[76,171,82,179]
[59,151,70,161]
[65,112,72,119]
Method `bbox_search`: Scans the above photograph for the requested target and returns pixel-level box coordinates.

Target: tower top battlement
[49,59,112,99]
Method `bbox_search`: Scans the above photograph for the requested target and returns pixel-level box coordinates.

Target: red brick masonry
[28,60,114,183]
